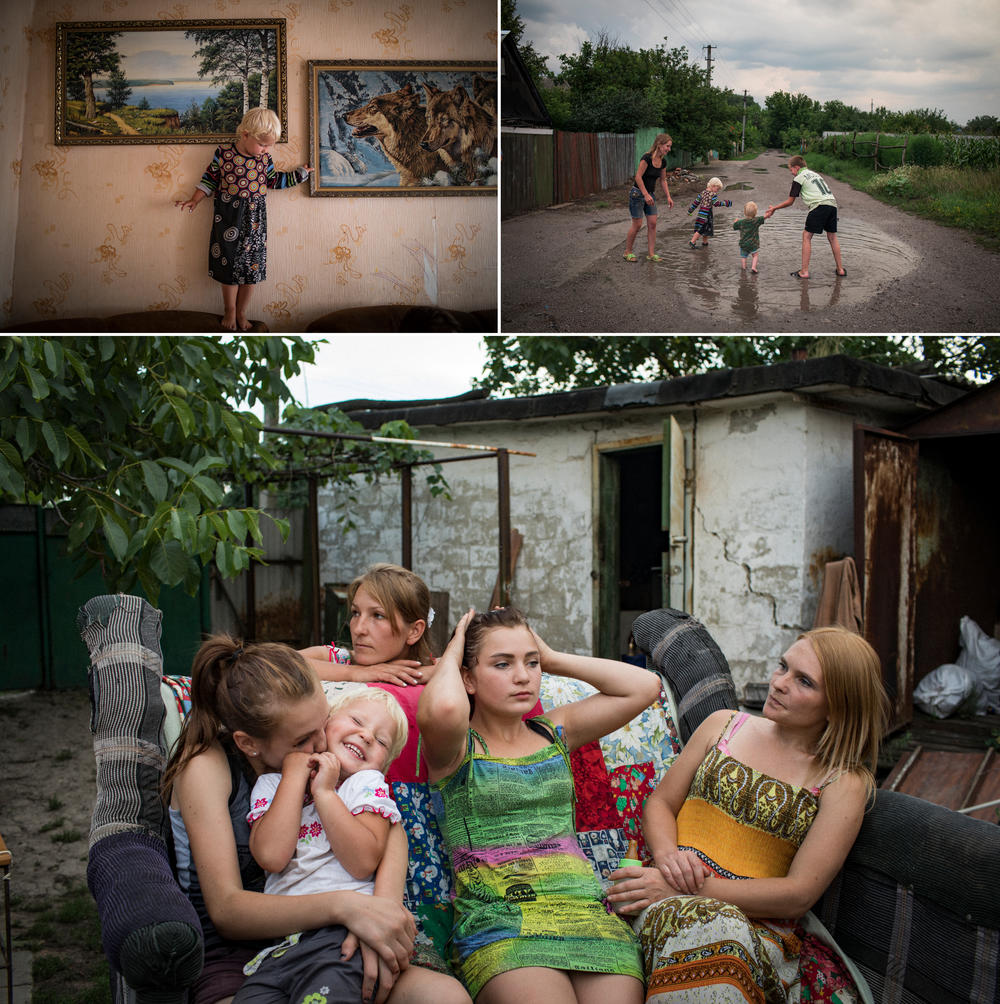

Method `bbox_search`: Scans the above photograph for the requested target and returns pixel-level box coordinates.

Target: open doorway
[596,421,690,659]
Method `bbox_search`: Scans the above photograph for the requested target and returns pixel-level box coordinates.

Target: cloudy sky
[516,0,999,127]
[284,336,489,407]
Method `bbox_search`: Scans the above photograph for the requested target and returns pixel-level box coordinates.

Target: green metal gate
[0,504,208,690]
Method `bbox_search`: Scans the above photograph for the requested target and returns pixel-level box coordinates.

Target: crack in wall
[696,502,803,632]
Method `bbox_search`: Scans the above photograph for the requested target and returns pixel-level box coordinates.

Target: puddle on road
[724,182,754,191]
[635,212,919,319]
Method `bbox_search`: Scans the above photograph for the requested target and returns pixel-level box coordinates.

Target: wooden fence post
[874,132,880,171]
[902,135,908,167]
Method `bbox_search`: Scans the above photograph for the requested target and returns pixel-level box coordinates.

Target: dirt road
[501,149,1000,333]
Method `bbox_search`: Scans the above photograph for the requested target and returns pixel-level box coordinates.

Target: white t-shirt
[792,168,837,209]
[247,768,401,897]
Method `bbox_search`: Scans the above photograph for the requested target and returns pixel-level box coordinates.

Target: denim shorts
[629,186,656,219]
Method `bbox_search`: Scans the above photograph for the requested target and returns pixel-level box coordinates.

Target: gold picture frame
[55,19,287,146]
[307,60,497,196]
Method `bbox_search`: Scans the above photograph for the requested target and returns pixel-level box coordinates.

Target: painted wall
[315,397,859,692]
[1,0,497,330]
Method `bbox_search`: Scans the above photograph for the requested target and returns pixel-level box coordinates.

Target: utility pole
[741,89,747,153]
[703,44,715,85]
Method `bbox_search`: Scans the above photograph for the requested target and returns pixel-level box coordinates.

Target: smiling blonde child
[236,686,470,1004]
[176,108,310,332]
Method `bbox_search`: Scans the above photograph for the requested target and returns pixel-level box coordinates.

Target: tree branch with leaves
[0,337,446,604]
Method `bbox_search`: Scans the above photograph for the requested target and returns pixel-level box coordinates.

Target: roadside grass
[729,146,764,162]
[16,883,110,1004]
[795,151,1000,252]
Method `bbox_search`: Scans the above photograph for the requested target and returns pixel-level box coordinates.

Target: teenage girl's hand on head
[441,608,476,668]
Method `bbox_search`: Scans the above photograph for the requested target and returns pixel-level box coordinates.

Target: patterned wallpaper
[1,0,498,331]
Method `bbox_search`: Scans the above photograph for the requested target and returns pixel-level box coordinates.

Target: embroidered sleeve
[196,146,224,196]
[339,770,402,824]
[246,772,282,825]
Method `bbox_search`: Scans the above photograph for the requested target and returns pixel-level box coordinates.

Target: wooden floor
[882,711,1000,823]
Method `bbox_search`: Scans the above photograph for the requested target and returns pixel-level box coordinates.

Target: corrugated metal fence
[502,127,693,218]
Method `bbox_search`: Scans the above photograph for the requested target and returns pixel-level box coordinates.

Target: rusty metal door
[853,426,918,730]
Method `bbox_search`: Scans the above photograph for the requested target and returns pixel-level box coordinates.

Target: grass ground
[16,884,110,1003]
[797,151,1000,252]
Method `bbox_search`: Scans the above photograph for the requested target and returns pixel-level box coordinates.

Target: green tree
[475,337,1000,395]
[66,30,123,121]
[763,91,822,147]
[105,67,132,110]
[0,337,444,603]
[964,115,999,136]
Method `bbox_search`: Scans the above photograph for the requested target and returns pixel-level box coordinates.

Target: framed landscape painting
[307,60,497,196]
[55,19,287,145]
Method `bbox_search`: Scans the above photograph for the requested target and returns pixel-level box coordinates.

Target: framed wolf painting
[307,60,497,196]
[55,19,287,145]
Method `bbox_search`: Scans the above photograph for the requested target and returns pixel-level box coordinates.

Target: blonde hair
[801,627,889,802]
[238,107,281,143]
[162,635,319,797]
[708,177,723,190]
[347,564,434,664]
[789,155,807,169]
[327,687,409,767]
[744,201,758,217]
[644,133,673,159]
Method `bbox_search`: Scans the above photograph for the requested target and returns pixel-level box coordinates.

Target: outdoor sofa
[78,594,1000,1004]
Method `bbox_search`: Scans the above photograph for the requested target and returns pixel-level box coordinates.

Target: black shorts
[805,204,838,234]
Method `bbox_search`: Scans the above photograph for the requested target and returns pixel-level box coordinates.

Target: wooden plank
[882,747,1000,823]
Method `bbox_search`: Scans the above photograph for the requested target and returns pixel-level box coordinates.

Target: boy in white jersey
[765,155,847,279]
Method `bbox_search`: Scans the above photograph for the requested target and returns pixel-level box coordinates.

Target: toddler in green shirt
[733,201,766,273]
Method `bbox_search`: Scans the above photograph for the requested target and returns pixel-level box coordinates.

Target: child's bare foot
[236,315,252,332]
[221,312,237,331]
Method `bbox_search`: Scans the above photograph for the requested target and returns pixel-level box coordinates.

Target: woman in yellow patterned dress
[608,627,888,1004]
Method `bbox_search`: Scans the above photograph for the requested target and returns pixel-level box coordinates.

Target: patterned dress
[430,718,643,998]
[195,144,308,286]
[688,189,734,236]
[636,713,849,1004]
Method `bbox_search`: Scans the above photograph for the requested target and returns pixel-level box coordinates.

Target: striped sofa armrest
[813,789,1000,1004]
[631,607,739,742]
[78,594,203,1004]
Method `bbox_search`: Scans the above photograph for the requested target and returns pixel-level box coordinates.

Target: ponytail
[162,634,319,798]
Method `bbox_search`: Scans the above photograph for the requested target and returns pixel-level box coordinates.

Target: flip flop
[835,268,847,276]
[791,270,808,279]
[646,253,664,262]
[623,252,638,262]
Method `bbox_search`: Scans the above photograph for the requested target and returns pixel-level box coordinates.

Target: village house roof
[334,355,968,430]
